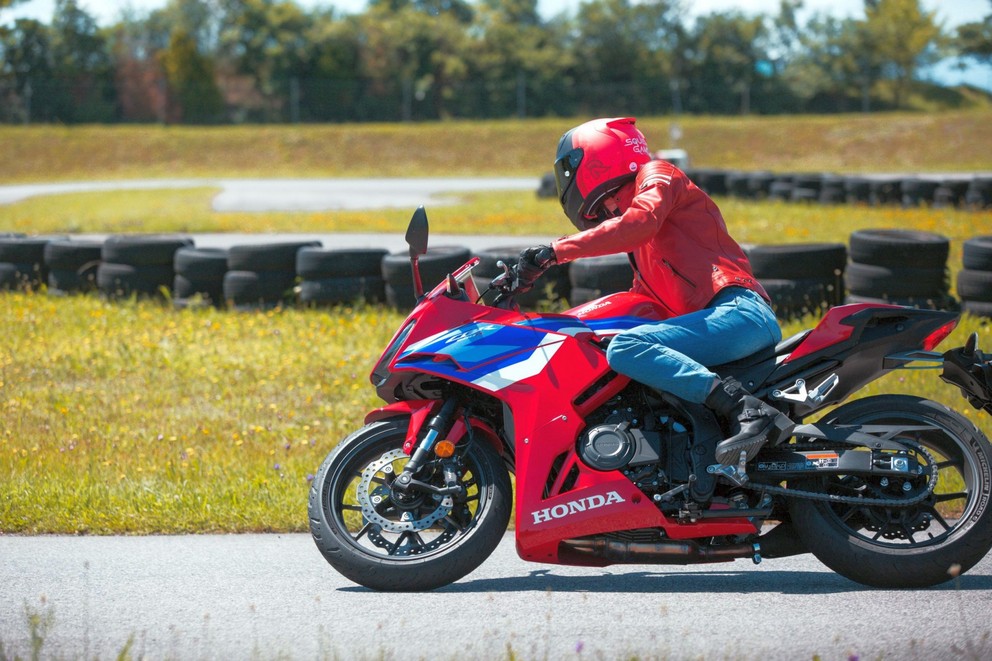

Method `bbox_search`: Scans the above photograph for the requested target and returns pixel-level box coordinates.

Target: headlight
[370,320,416,387]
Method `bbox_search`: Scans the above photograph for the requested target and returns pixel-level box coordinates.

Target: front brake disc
[357,449,452,532]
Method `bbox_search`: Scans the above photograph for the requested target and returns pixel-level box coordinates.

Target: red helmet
[554,117,651,230]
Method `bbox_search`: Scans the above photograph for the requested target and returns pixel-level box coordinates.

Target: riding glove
[516,245,556,291]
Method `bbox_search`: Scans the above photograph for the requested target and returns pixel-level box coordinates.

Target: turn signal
[434,440,456,458]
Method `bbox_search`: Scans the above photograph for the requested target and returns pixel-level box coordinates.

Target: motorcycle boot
[705,377,795,466]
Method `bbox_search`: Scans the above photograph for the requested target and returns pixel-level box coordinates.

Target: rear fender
[942,332,992,416]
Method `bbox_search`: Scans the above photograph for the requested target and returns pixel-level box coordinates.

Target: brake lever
[490,260,518,291]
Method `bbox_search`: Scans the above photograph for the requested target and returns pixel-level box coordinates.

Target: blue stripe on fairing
[398,322,550,370]
[393,314,654,390]
[396,321,563,389]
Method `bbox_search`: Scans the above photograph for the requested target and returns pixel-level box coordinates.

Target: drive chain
[743,445,939,508]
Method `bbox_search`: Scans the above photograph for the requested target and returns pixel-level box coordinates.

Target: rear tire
[789,395,992,588]
[309,418,511,591]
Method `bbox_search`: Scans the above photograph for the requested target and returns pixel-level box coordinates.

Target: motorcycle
[309,207,992,591]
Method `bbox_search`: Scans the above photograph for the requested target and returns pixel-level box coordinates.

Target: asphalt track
[0,177,552,251]
[2,533,992,660]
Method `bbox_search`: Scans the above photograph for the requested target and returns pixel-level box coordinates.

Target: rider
[517,117,794,466]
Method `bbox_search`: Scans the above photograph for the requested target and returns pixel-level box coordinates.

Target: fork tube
[395,397,458,489]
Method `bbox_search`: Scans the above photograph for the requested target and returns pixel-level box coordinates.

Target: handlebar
[490,260,522,310]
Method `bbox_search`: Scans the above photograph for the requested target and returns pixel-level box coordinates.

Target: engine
[577,393,693,496]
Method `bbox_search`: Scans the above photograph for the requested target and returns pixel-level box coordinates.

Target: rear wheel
[309,418,511,591]
[789,395,992,588]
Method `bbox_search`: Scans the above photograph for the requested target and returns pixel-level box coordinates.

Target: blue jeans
[605,287,782,404]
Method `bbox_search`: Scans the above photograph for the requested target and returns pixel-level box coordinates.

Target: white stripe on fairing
[471,336,564,391]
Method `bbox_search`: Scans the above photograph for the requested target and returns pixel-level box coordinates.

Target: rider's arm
[551,169,683,264]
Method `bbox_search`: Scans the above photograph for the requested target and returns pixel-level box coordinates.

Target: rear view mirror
[406,206,429,257]
[406,206,429,299]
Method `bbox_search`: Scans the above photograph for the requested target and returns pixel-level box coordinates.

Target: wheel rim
[813,411,982,549]
[327,434,489,560]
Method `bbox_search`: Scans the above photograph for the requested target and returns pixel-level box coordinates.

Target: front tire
[789,395,992,588]
[308,417,511,591]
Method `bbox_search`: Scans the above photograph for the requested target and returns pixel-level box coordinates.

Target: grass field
[2,110,992,183]
[2,113,992,534]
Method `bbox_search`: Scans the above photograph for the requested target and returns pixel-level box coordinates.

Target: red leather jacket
[551,160,768,317]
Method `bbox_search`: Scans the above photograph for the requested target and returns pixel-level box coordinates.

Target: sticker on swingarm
[757,451,840,473]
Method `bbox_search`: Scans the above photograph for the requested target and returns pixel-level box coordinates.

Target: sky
[4,0,992,90]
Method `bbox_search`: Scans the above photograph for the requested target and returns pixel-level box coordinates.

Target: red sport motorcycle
[309,208,992,591]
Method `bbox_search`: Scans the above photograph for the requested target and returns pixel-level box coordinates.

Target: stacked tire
[173,247,229,307]
[844,229,954,310]
[568,254,634,306]
[746,243,847,320]
[0,236,58,291]
[471,246,571,309]
[297,247,387,306]
[957,236,992,319]
[98,235,193,299]
[381,245,473,309]
[224,241,320,309]
[45,239,103,294]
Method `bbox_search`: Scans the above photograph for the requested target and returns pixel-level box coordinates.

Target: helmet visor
[554,146,584,222]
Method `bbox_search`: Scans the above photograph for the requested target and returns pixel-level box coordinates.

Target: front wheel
[308,417,512,591]
[789,395,992,588]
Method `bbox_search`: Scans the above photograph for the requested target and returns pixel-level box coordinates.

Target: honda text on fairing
[308,207,992,592]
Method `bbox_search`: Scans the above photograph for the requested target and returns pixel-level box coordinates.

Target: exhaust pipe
[559,536,761,567]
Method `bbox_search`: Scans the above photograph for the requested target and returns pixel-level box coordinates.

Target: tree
[957,0,992,67]
[159,28,224,122]
[359,3,471,119]
[785,14,880,112]
[685,11,770,114]
[0,18,53,121]
[467,0,573,117]
[571,0,666,115]
[50,0,115,121]
[218,0,313,119]
[862,0,943,108]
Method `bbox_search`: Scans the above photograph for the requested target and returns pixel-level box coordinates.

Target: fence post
[516,71,526,118]
[401,76,412,122]
[23,79,32,124]
[290,77,300,123]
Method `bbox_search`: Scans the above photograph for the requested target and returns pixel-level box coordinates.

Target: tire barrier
[224,240,320,309]
[844,229,954,311]
[173,247,228,307]
[966,178,992,208]
[45,239,103,294]
[98,234,193,299]
[568,254,634,306]
[959,235,992,320]
[705,170,992,209]
[296,247,387,306]
[471,245,571,308]
[539,168,992,209]
[0,236,62,290]
[745,243,847,320]
[3,229,989,319]
[381,245,473,309]
[963,235,992,272]
[536,172,557,199]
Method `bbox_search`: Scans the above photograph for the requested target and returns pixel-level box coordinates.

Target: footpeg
[772,374,839,407]
[707,452,749,486]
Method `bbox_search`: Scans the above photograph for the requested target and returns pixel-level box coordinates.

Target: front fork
[393,396,463,496]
